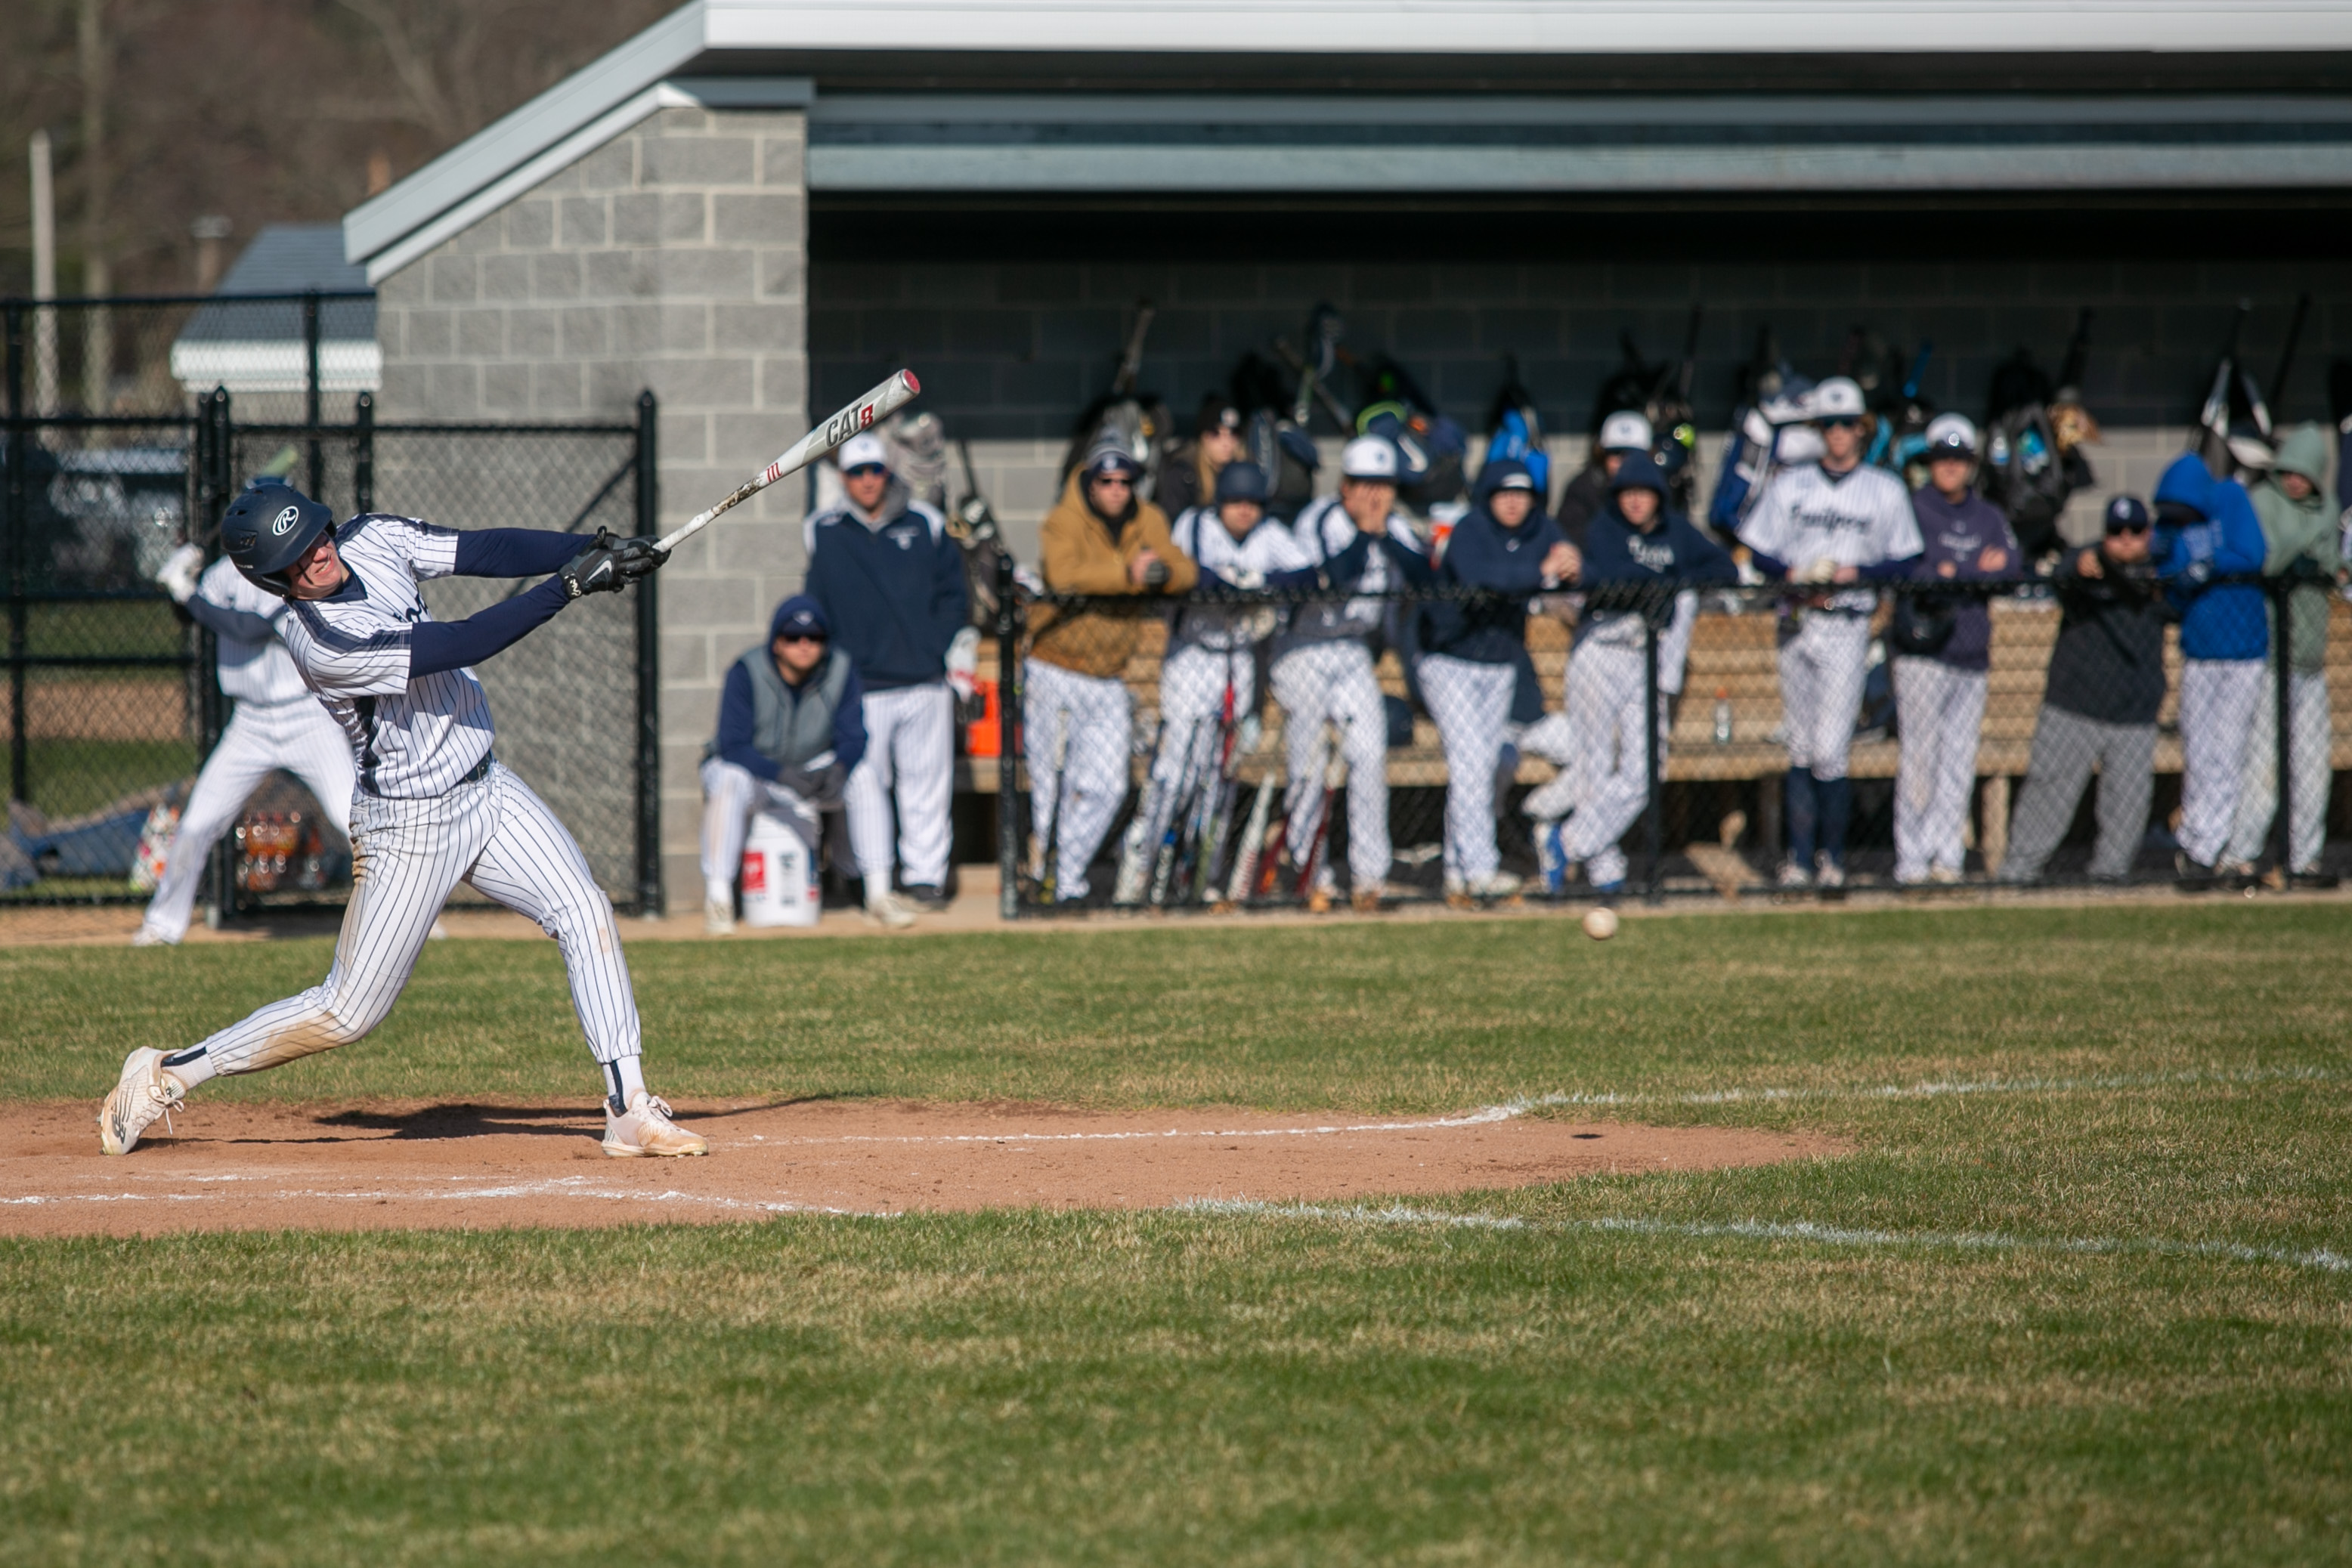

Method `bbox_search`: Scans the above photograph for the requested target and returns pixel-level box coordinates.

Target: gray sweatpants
[2001,705,2158,882]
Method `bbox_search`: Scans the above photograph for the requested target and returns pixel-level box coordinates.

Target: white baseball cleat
[97,1048,188,1155]
[704,895,735,936]
[601,1090,708,1158]
[864,889,917,930]
[128,926,175,948]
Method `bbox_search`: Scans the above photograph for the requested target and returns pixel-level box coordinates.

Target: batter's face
[843,465,890,512]
[1218,499,1262,539]
[772,632,827,679]
[283,534,347,600]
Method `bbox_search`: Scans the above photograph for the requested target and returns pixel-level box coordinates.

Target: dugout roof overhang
[345,0,2352,282]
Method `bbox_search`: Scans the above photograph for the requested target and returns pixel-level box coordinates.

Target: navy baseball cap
[1213,462,1269,506]
[2103,496,2152,533]
[770,594,830,641]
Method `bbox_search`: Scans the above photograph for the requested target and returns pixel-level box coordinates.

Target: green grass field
[3,902,2348,1563]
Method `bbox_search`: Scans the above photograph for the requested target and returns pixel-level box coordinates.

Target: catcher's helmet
[221,481,335,598]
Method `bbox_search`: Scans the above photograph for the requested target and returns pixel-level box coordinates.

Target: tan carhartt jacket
[1026,472,1198,677]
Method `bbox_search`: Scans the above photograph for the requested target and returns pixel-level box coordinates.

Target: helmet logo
[271,505,302,537]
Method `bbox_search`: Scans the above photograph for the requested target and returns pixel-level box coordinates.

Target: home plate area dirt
[2,1098,1846,1237]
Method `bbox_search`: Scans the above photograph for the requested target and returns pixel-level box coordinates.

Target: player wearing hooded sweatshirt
[1116,462,1315,903]
[1736,376,1923,894]
[2225,422,2343,884]
[1892,414,2019,886]
[1024,439,1199,903]
[2150,452,2269,886]
[1271,436,1431,911]
[1534,450,1735,893]
[1418,456,1575,902]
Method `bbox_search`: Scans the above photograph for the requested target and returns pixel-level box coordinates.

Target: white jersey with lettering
[1737,462,1921,615]
[1167,507,1314,652]
[195,556,310,706]
[278,514,491,799]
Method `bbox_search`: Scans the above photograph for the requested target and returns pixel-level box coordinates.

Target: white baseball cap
[1923,413,1977,456]
[837,432,890,472]
[1809,376,1867,422]
[1598,410,1653,452]
[1341,435,1400,481]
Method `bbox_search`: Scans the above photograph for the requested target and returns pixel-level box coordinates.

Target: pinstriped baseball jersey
[1277,497,1425,651]
[1738,462,1921,614]
[193,556,311,707]
[1168,506,1312,651]
[277,514,491,799]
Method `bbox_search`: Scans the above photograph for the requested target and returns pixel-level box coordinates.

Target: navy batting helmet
[221,481,335,598]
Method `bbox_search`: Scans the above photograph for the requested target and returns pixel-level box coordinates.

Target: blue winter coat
[1419,459,1566,664]
[2152,454,2268,662]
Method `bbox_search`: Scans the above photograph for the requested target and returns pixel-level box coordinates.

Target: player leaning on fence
[1024,438,1198,904]
[2000,496,2168,886]
[1892,415,2018,888]
[1735,376,1923,897]
[700,595,871,933]
[2223,422,2343,886]
[99,485,705,1159]
[1417,456,1575,905]
[2150,453,2269,889]
[804,431,971,925]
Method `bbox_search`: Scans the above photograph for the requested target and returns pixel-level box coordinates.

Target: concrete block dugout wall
[372,105,808,908]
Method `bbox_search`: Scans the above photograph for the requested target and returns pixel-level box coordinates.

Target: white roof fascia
[706,0,2352,54]
[345,1,710,272]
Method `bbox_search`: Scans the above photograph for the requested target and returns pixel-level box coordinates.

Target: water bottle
[1713,688,1734,745]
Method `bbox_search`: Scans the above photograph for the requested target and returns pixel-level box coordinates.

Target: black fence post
[5,301,24,806]
[633,391,663,918]
[995,552,1020,920]
[352,391,374,515]
[1642,595,1663,902]
[199,387,237,923]
[2273,578,2294,879]
[302,290,323,499]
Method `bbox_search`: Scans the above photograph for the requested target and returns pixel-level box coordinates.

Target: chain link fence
[989,570,2344,915]
[5,294,660,914]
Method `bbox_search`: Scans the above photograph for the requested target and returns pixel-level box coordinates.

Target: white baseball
[1582,906,1619,941]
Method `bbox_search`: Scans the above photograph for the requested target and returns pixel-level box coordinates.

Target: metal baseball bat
[654,369,921,555]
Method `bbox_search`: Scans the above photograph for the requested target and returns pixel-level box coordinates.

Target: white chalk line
[785,1106,1519,1148]
[1175,1199,2352,1277]
[1512,1062,2338,1112]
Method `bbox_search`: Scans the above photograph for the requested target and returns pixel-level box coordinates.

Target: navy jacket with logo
[803,498,969,691]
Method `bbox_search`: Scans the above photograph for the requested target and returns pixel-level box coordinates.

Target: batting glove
[154,542,204,605]
[945,626,980,702]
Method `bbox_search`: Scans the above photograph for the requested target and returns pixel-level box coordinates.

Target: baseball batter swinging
[97,485,704,1158]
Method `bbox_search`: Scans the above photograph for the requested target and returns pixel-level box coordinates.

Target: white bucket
[739,810,820,928]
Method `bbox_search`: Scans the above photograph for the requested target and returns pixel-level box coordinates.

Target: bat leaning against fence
[655,370,921,556]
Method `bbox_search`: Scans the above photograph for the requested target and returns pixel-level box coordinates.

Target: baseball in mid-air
[1583,906,1619,941]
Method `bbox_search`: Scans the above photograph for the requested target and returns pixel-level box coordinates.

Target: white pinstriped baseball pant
[2175,658,2265,868]
[1417,652,1517,882]
[1778,612,1872,781]
[140,696,356,944]
[844,682,955,888]
[174,762,639,1078]
[1558,642,1666,888]
[1892,657,1988,883]
[2227,666,2331,872]
[1268,639,1391,893]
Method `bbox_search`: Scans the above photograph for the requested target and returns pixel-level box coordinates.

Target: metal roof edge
[343,1,710,269]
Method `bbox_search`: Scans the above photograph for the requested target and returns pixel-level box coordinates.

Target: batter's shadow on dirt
[310,1104,596,1141]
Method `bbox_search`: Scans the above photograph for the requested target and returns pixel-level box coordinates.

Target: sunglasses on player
[775,631,828,645]
[843,463,886,478]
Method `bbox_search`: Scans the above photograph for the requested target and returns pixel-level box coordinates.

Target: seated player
[97,486,702,1159]
[1416,457,1575,905]
[700,595,871,932]
[1023,440,1197,903]
[1533,450,1735,895]
[135,496,356,946]
[805,431,967,923]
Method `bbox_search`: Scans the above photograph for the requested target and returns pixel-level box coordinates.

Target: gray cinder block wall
[373,105,807,910]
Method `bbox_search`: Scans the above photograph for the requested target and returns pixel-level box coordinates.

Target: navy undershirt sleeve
[1859,552,1925,583]
[831,663,869,775]
[453,527,586,580]
[408,576,570,678]
[182,594,282,645]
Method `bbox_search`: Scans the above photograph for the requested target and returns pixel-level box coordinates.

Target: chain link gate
[5,292,661,917]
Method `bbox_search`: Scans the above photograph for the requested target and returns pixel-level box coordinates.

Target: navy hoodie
[710,595,868,783]
[1576,455,1736,648]
[1419,459,1567,664]
[1906,484,2019,671]
[804,498,969,691]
